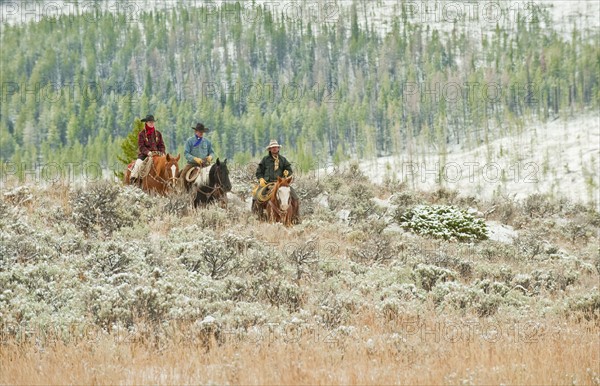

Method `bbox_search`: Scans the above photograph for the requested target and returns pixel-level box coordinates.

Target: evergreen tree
[114,118,143,179]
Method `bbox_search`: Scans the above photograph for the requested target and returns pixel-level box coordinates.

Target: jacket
[256,153,293,182]
[137,128,165,159]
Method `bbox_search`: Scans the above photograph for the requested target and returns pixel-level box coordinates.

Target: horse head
[164,153,180,189]
[275,176,293,212]
[210,158,232,192]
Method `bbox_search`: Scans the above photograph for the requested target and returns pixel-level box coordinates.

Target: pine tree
[114,118,143,179]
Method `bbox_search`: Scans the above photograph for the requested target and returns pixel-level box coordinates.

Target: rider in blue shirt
[178,123,215,190]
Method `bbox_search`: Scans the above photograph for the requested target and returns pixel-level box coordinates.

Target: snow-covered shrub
[433,279,522,316]
[487,195,520,225]
[359,217,389,236]
[241,248,286,276]
[263,279,305,312]
[528,268,579,293]
[86,242,134,276]
[511,274,534,294]
[317,290,364,328]
[322,164,372,215]
[421,252,474,280]
[513,230,552,260]
[478,240,521,262]
[286,239,319,280]
[390,191,420,209]
[179,235,240,279]
[522,193,559,218]
[412,263,457,291]
[193,206,230,229]
[378,283,425,303]
[222,232,259,255]
[428,187,459,205]
[292,174,325,216]
[350,199,381,222]
[350,234,395,264]
[2,186,33,206]
[566,291,600,320]
[399,205,488,242]
[561,216,596,244]
[70,182,134,236]
[162,192,192,216]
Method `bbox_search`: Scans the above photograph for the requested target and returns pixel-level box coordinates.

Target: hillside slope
[361,113,600,207]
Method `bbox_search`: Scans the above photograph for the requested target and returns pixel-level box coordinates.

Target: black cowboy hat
[192,123,210,132]
[141,114,156,122]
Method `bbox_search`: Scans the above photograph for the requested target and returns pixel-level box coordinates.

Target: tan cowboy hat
[266,139,281,150]
[185,166,201,182]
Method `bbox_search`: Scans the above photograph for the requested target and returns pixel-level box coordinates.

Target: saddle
[139,157,153,178]
[185,166,210,186]
[127,156,153,178]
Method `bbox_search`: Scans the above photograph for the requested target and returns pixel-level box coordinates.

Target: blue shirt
[184,135,215,164]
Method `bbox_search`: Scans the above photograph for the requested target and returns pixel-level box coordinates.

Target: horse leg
[194,186,211,209]
[193,191,202,209]
[292,201,301,224]
[252,199,265,220]
[218,192,228,209]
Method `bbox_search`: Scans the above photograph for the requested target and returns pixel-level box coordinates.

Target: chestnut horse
[124,154,180,196]
[252,176,300,226]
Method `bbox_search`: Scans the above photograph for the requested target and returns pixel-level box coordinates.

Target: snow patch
[486,220,518,244]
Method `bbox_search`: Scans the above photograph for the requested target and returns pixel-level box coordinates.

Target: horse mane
[153,155,167,176]
[208,162,218,186]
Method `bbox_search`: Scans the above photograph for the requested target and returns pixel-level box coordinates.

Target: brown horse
[252,176,300,226]
[124,154,180,195]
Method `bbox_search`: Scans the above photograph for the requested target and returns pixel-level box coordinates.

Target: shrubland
[1,169,598,384]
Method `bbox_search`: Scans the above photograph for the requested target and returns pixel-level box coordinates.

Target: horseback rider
[255,139,298,201]
[130,114,166,185]
[178,122,215,190]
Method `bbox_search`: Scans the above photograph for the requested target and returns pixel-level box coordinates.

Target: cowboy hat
[141,114,156,122]
[266,139,281,150]
[192,123,210,132]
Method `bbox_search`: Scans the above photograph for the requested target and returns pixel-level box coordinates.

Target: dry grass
[1,315,598,385]
[2,178,599,385]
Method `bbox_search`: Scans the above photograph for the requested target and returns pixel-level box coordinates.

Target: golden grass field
[2,314,598,384]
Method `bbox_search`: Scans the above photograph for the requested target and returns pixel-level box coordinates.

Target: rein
[146,157,178,188]
[267,198,287,216]
[259,182,289,216]
[196,164,225,200]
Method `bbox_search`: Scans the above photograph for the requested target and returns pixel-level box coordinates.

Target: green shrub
[399,205,488,242]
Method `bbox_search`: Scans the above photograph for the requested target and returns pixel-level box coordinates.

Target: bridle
[146,157,178,190]
[266,183,290,217]
[196,164,226,200]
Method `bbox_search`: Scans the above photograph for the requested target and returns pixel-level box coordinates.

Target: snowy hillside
[361,114,600,207]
